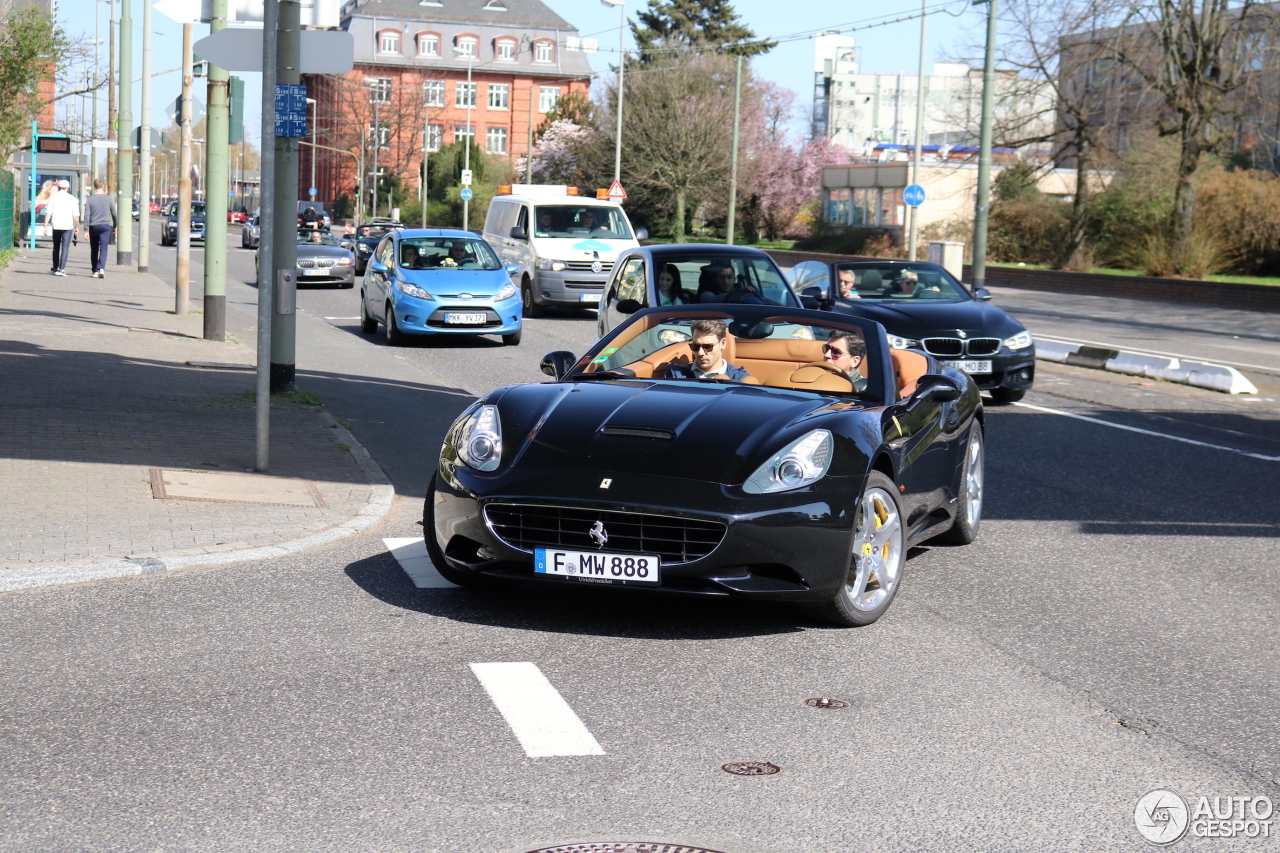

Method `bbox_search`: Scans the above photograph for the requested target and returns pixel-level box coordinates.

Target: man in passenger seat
[664,319,750,382]
[822,329,868,392]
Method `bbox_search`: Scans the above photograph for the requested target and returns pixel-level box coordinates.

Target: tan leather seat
[890,349,929,398]
[763,365,853,393]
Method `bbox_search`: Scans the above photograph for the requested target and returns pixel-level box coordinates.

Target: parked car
[345,221,403,275]
[426,303,984,626]
[149,201,162,214]
[597,244,810,340]
[159,200,206,245]
[360,228,522,346]
[227,209,248,224]
[789,259,1035,403]
[255,228,355,288]
[241,214,260,249]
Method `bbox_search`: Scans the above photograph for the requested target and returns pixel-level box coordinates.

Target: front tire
[502,328,522,346]
[812,471,906,627]
[521,276,543,318]
[384,302,405,345]
[424,473,493,589]
[989,387,1026,404]
[934,424,984,545]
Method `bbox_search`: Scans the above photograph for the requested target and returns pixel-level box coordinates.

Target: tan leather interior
[890,349,929,398]
[763,365,853,393]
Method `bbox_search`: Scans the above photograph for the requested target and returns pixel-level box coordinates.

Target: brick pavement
[0,247,389,587]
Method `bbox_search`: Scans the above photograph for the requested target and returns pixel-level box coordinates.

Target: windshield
[834,263,969,303]
[172,202,204,216]
[358,226,394,239]
[533,205,634,240]
[577,311,874,399]
[399,236,502,270]
[657,255,799,308]
[297,230,340,246]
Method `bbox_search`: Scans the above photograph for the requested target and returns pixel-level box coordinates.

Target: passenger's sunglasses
[822,343,849,357]
[689,342,718,353]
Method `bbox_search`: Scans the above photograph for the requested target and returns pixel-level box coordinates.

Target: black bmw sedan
[790,259,1034,403]
[428,303,985,627]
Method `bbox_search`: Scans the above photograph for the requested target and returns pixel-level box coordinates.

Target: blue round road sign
[903,184,926,207]
[460,187,474,201]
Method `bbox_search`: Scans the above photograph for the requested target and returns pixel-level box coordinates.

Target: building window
[456,35,477,58]
[425,124,443,151]
[456,81,477,108]
[369,77,392,104]
[534,40,553,63]
[455,125,475,145]
[495,39,516,61]
[423,80,444,106]
[378,30,400,54]
[486,127,508,153]
[417,33,439,56]
[538,86,560,113]
[488,83,509,109]
[370,122,390,149]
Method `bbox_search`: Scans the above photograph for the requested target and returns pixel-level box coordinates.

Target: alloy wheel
[846,487,904,613]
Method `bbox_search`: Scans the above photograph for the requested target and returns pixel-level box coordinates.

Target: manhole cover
[149,468,326,508]
[721,761,781,776]
[525,846,729,853]
[804,697,849,709]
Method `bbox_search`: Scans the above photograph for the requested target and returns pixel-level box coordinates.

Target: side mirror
[800,285,826,311]
[510,226,527,240]
[369,261,388,274]
[616,299,641,315]
[972,286,992,302]
[540,350,577,380]
[635,228,649,242]
[915,374,962,403]
[505,264,520,275]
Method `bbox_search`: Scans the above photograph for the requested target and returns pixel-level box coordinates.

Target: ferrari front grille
[483,503,726,565]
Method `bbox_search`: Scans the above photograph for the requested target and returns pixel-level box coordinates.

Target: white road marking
[324,316,361,321]
[469,662,606,757]
[382,537,456,588]
[1034,334,1280,376]
[1013,402,1280,462]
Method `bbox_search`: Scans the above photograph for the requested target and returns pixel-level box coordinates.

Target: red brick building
[302,0,593,210]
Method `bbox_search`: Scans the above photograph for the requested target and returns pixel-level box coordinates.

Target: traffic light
[228,76,244,144]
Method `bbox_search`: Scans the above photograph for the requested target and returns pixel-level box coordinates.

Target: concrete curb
[1036,339,1259,395]
[0,416,396,594]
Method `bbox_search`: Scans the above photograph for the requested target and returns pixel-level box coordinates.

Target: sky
[55,0,982,152]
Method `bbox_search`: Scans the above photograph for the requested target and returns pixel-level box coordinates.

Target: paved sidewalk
[0,248,392,592]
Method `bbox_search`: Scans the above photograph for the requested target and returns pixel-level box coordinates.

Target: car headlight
[1003,330,1033,350]
[397,280,432,300]
[536,258,567,272]
[743,429,834,494]
[886,334,918,349]
[456,405,502,471]
[495,282,517,301]
[358,245,371,254]
[658,328,691,345]
[335,257,354,266]
[790,326,815,340]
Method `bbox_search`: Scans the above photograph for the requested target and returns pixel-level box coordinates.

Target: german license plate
[301,268,326,276]
[578,293,602,303]
[445,312,487,324]
[942,359,992,374]
[535,548,661,585]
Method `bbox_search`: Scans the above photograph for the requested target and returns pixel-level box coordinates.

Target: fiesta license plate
[578,293,602,303]
[301,268,326,276]
[445,312,487,324]
[535,548,661,584]
[942,359,992,374]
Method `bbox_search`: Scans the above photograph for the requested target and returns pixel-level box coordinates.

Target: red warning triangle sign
[607,179,627,200]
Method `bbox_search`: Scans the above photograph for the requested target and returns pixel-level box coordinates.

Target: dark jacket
[664,360,751,382]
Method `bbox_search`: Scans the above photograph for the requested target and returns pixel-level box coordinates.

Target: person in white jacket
[43,180,81,276]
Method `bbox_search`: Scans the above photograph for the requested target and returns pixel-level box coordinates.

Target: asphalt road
[3,224,1278,852]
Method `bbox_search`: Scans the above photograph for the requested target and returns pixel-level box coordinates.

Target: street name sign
[192,28,353,74]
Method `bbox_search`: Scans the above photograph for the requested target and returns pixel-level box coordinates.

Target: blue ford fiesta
[360,228,523,346]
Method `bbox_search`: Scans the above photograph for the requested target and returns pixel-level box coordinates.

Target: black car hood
[494,380,836,485]
[831,298,1024,338]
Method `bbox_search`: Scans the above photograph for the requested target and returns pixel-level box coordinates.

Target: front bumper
[296,265,355,285]
[393,296,522,336]
[533,269,605,308]
[431,465,858,601]
[939,349,1035,392]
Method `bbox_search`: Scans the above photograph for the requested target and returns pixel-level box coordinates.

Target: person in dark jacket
[663,318,750,382]
[83,178,117,278]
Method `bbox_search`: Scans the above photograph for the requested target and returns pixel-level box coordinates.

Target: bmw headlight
[743,429,834,494]
[658,328,691,345]
[336,257,354,266]
[1002,330,1033,350]
[456,405,503,471]
[886,334,918,349]
[495,283,517,301]
[398,280,433,300]
[536,258,567,272]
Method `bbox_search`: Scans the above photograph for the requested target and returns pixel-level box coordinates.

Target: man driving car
[822,329,868,391]
[663,319,750,382]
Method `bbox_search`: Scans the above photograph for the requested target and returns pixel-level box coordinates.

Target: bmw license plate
[578,293,602,303]
[445,312,487,324]
[535,548,661,585]
[301,268,326,276]
[941,359,992,374]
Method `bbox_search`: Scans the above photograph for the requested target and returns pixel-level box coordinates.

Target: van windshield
[533,205,633,240]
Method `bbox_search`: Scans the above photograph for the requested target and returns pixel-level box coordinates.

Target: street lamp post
[970,0,998,291]
[601,0,625,184]
[451,47,474,230]
[907,0,928,262]
[363,77,381,219]
[306,96,317,200]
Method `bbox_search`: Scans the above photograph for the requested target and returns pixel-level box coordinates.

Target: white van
[483,185,644,316]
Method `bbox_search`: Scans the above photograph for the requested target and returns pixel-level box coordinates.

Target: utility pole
[307,97,317,200]
[421,121,428,227]
[203,0,230,340]
[602,0,625,183]
[137,0,151,272]
[907,0,928,262]
[116,0,133,265]
[176,23,193,314]
[970,0,997,291]
[371,96,379,219]
[92,4,100,186]
[270,0,301,393]
[256,0,279,469]
[107,0,117,192]
[725,53,743,246]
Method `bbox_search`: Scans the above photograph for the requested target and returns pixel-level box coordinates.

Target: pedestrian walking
[44,180,80,276]
[83,178,117,278]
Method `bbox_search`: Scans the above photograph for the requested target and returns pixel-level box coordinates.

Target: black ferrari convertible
[426,304,985,626]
